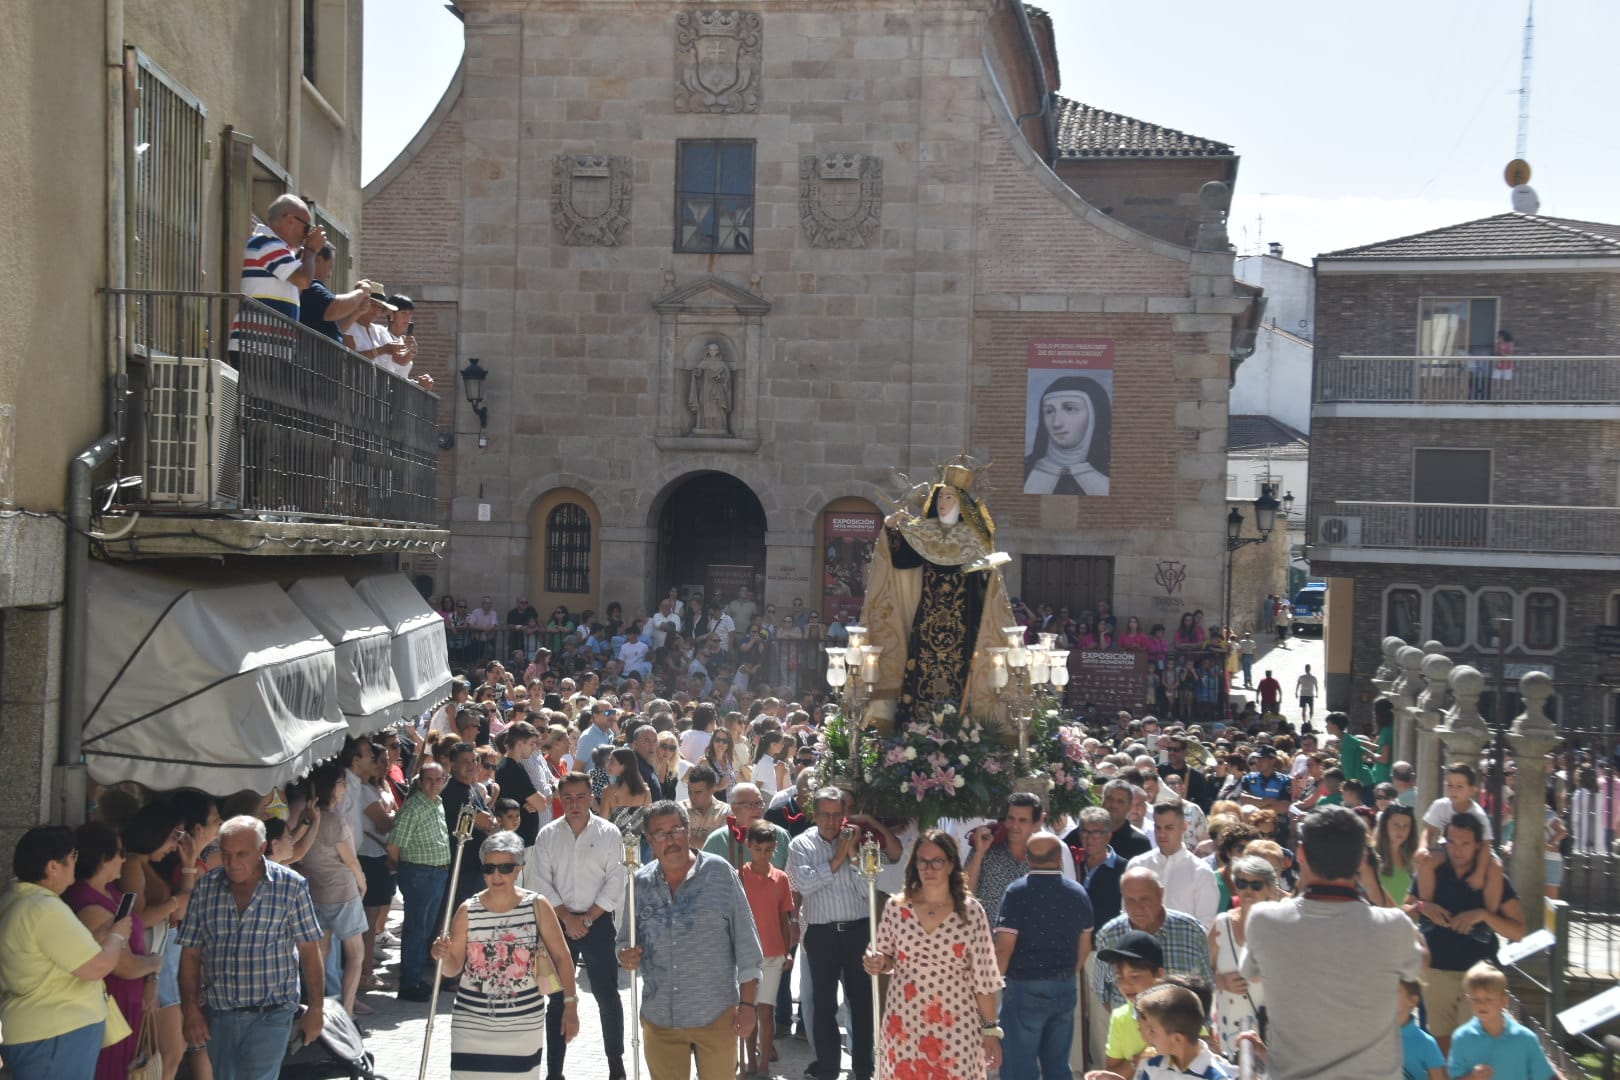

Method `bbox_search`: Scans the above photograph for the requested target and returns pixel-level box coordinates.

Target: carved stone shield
[799,153,884,248]
[550,155,632,246]
[675,10,762,114]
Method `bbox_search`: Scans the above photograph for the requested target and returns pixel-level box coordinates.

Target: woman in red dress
[864,829,1004,1080]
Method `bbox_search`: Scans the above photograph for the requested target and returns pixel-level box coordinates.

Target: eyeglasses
[915,857,950,870]
[1080,828,1113,837]
[732,799,765,809]
[481,862,520,875]
[648,827,689,844]
[290,215,312,230]
[1232,878,1268,891]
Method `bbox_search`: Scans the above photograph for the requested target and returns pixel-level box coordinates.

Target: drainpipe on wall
[287,0,302,184]
[1011,2,1054,166]
[56,0,128,824]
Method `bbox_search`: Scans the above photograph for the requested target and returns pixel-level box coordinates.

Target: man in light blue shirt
[619,801,762,1080]
[575,700,619,766]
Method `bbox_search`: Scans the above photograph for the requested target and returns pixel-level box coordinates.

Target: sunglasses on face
[916,857,950,870]
[1232,878,1268,891]
[482,862,520,875]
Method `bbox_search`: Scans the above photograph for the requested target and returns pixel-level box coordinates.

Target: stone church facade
[363,0,1256,630]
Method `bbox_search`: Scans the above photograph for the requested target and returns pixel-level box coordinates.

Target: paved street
[358,904,823,1079]
[1228,625,1327,723]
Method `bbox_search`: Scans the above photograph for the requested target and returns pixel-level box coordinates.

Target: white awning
[286,576,405,736]
[81,562,347,794]
[352,573,452,720]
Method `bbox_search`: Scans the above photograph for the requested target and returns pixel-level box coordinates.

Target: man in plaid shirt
[388,762,451,1001]
[1090,866,1214,1012]
[177,816,325,1080]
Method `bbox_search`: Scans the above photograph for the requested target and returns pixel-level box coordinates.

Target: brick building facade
[1306,212,1620,734]
[362,0,1255,634]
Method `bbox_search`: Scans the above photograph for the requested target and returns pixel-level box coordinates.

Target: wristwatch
[582,915,595,929]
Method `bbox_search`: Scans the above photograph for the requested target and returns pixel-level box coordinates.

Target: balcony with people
[98,282,445,556]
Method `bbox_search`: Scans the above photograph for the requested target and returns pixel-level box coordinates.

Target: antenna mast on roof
[1504,1,1539,213]
[1515,0,1534,160]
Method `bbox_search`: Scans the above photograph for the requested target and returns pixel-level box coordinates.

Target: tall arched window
[546,503,592,594]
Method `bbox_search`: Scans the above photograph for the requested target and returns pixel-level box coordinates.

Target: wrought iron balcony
[1317,355,1620,404]
[107,289,440,530]
[1312,500,1620,557]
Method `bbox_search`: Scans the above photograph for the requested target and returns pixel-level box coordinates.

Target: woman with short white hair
[431,831,579,1078]
[1208,854,1279,1046]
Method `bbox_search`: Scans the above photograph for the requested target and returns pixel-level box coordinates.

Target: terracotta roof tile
[1053,95,1234,160]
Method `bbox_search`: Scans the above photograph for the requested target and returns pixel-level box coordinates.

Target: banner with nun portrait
[1024,338,1114,496]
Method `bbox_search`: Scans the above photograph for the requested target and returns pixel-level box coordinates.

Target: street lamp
[1225,483,1281,633]
[461,357,490,434]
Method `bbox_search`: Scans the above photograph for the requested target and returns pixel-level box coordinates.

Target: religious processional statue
[858,456,1018,735]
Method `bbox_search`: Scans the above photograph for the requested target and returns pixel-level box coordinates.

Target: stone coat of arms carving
[550,154,632,246]
[799,153,883,248]
[674,10,762,114]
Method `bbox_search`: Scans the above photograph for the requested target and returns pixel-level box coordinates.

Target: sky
[362,0,1620,262]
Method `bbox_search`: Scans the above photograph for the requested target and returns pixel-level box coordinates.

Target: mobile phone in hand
[115,890,137,922]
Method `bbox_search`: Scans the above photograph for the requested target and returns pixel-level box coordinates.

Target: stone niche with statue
[651,273,769,453]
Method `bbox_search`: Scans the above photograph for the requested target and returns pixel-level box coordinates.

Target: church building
[363,0,1258,632]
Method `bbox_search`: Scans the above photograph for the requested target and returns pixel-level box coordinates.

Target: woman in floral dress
[431,831,579,1079]
[864,829,1004,1080]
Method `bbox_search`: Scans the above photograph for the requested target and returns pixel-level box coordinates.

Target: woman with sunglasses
[1208,853,1280,1047]
[702,729,738,800]
[862,829,1004,1079]
[431,831,579,1078]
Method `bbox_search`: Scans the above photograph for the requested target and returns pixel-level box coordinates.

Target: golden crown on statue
[938,453,986,493]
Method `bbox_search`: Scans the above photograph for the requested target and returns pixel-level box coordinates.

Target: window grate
[130,49,206,356]
[546,503,592,594]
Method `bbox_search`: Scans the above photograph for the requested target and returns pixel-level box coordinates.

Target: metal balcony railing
[1318,355,1620,404]
[107,289,440,528]
[1312,501,1620,556]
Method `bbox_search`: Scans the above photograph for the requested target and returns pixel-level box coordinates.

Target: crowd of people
[427,587,1299,738]
[4,579,1614,1080]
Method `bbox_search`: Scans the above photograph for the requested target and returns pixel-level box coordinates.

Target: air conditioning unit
[144,356,241,505]
[1317,515,1362,545]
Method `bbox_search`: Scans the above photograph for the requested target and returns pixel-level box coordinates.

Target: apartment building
[1307,212,1620,733]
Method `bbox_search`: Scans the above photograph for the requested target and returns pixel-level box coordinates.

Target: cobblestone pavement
[358,904,826,1079]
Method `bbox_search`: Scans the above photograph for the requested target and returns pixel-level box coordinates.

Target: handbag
[1223,918,1266,1041]
[530,897,563,996]
[128,1010,163,1080]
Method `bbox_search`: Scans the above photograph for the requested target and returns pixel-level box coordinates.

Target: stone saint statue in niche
[687,341,733,435]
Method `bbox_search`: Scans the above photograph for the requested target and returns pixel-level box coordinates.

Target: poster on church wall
[1024,338,1114,496]
[822,511,881,624]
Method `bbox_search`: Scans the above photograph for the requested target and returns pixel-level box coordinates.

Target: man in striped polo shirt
[230,194,324,355]
[244,194,323,318]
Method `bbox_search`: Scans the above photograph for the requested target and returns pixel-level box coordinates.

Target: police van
[1291,582,1326,634]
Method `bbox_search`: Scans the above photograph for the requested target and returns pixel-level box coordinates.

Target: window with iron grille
[130,48,206,355]
[675,141,754,253]
[546,503,592,594]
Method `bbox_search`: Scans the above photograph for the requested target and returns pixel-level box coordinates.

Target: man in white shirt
[1125,799,1220,929]
[465,595,500,652]
[617,627,652,680]
[533,773,630,1079]
[1294,665,1321,725]
[648,598,682,650]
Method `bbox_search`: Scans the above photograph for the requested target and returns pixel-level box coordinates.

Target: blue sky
[362,0,1619,261]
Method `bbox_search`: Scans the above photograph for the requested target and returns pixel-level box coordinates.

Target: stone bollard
[1372,636,1405,694]
[1437,665,1492,772]
[1414,653,1453,811]
[1392,646,1426,772]
[1508,671,1561,932]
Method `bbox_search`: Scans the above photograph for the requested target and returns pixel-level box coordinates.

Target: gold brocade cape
[858,514,1017,734]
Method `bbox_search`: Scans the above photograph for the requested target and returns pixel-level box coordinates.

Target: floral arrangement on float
[815,700,1091,828]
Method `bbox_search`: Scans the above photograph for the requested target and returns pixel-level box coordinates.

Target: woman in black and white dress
[431,831,579,1079]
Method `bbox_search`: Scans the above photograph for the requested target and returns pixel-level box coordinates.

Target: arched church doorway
[656,472,767,610]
